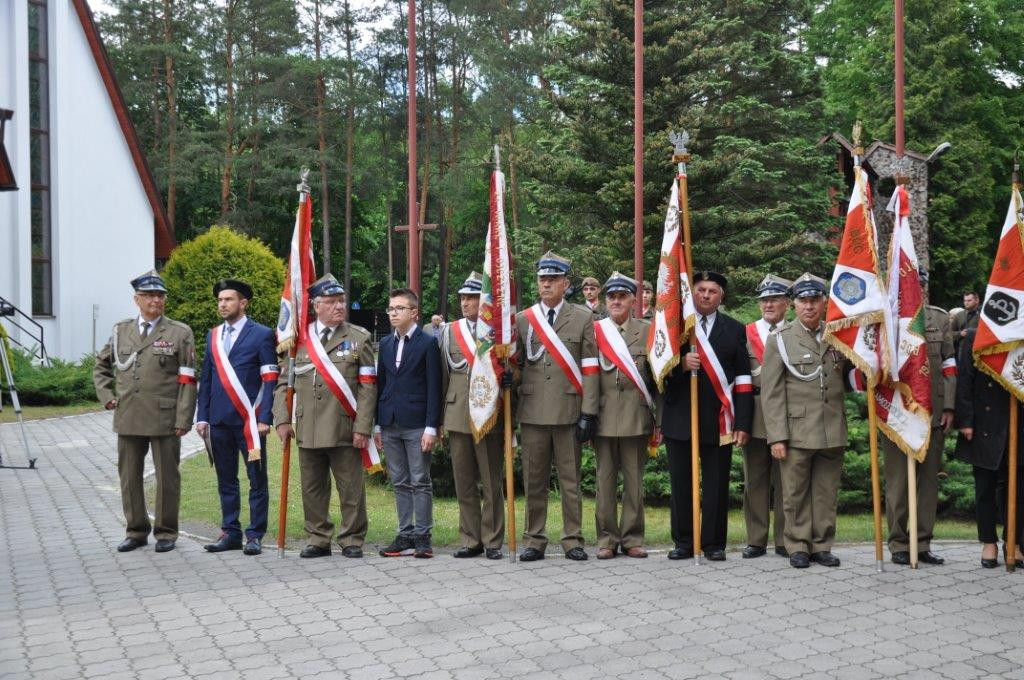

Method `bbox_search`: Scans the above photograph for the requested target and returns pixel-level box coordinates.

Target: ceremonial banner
[824,164,890,385]
[647,179,696,390]
[276,189,316,352]
[875,186,932,461]
[973,185,1024,401]
[469,165,517,440]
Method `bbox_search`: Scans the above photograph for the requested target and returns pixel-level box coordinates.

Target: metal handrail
[0,295,49,366]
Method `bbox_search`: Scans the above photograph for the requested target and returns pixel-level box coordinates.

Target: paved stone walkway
[3,412,1024,680]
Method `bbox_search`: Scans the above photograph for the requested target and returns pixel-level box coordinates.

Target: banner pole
[1008,394,1018,573]
[868,385,884,572]
[503,383,517,563]
[277,351,297,558]
[907,452,918,568]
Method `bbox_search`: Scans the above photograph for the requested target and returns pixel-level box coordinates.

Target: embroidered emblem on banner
[833,272,867,306]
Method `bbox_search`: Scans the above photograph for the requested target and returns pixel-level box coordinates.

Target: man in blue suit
[196,279,279,556]
[375,288,442,558]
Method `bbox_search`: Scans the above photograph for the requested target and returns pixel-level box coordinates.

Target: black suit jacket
[661,311,754,445]
[952,330,1024,471]
[376,325,442,430]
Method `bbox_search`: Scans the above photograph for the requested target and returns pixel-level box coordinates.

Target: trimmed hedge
[3,349,99,406]
[161,226,286,363]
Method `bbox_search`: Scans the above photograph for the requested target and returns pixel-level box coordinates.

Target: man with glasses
[376,288,442,558]
[273,274,377,558]
[93,270,197,554]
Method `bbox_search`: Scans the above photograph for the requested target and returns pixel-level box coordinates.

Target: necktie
[769,323,777,333]
[140,322,151,340]
[320,327,332,346]
[223,325,235,353]
[548,308,556,326]
[701,316,708,334]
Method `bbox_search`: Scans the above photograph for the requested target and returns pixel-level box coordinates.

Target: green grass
[165,435,977,547]
[0,401,103,422]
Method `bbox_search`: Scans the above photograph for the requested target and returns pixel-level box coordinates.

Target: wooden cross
[395,207,438,279]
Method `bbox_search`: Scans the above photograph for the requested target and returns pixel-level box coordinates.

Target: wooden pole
[276,349,297,558]
[868,385,885,572]
[406,0,420,295]
[673,132,700,565]
[1007,394,1018,573]
[633,0,643,318]
[894,0,905,158]
[907,450,918,568]
[503,387,516,562]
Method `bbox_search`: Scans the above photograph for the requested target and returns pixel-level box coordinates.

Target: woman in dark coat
[952,330,1024,568]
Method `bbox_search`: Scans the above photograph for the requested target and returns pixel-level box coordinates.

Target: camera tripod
[0,334,36,469]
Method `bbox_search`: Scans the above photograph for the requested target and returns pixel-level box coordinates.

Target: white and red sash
[305,323,382,472]
[746,319,771,365]
[524,304,597,394]
[209,326,263,458]
[594,318,654,411]
[451,319,477,368]
[694,321,752,442]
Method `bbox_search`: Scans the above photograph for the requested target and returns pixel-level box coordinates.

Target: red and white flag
[647,178,696,390]
[824,163,890,385]
[276,189,316,352]
[469,163,517,440]
[973,184,1024,401]
[876,186,932,461]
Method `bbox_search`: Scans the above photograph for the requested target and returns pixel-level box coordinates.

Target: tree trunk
[314,0,331,272]
[219,0,236,219]
[162,0,177,230]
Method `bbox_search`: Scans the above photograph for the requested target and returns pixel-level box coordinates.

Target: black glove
[500,370,514,389]
[575,413,598,443]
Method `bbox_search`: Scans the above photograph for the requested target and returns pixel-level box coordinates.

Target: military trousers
[520,423,584,552]
[118,434,181,541]
[779,446,844,555]
[298,445,368,549]
[449,430,505,550]
[882,427,943,553]
[665,437,732,552]
[594,434,647,551]
[742,437,785,550]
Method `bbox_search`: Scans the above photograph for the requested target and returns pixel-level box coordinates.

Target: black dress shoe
[453,546,484,558]
[300,544,332,558]
[341,545,363,558]
[520,548,544,561]
[891,551,910,565]
[565,547,588,561]
[790,551,810,568]
[204,535,243,553]
[704,549,726,561]
[243,538,262,556]
[485,548,503,560]
[810,551,841,567]
[742,545,766,559]
[918,550,944,565]
[116,537,147,552]
[667,548,693,560]
[154,539,176,553]
[775,546,789,557]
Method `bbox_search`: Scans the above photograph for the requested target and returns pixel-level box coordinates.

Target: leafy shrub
[161,226,285,362]
[4,349,99,406]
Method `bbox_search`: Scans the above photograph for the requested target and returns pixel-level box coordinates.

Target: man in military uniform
[93,270,197,553]
[882,268,956,566]
[641,280,654,320]
[661,271,753,561]
[592,272,656,559]
[952,290,981,355]
[273,274,377,558]
[581,276,606,319]
[761,273,852,569]
[514,251,599,561]
[441,272,505,560]
[741,275,792,559]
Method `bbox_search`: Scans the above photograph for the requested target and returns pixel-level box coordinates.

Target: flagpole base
[693,555,702,566]
[278,547,286,559]
[508,553,517,564]
[875,560,884,573]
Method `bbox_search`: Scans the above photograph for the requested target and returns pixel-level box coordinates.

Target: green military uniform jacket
[748,318,790,440]
[760,321,851,450]
[925,305,956,424]
[273,322,376,448]
[441,319,505,435]
[585,301,606,320]
[514,302,599,426]
[93,317,197,436]
[594,317,655,437]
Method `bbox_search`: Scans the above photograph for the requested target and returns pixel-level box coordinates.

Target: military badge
[833,272,867,306]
